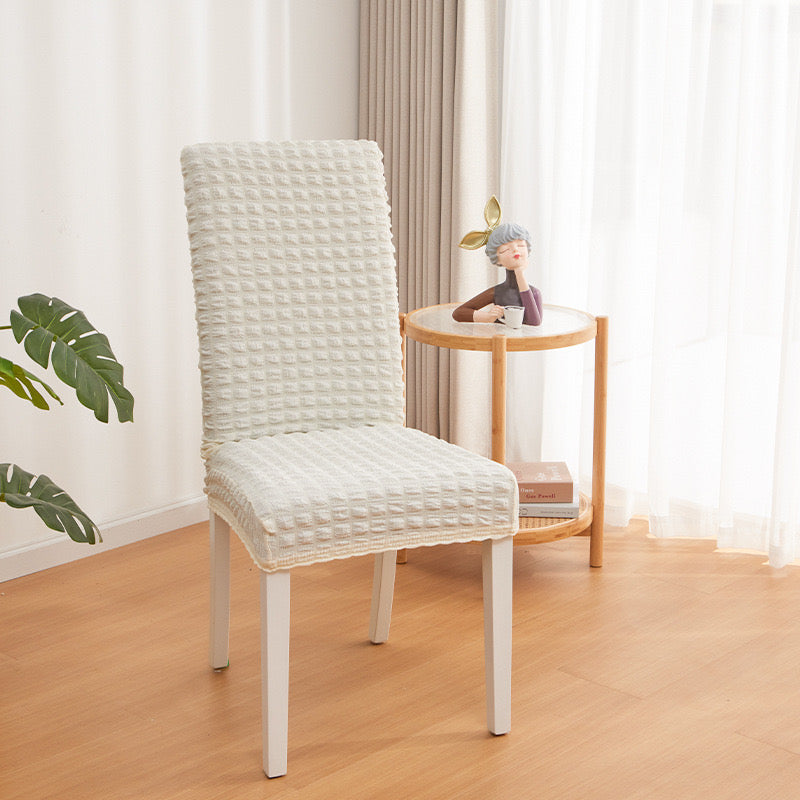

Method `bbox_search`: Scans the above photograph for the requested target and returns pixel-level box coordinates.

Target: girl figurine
[453,196,543,326]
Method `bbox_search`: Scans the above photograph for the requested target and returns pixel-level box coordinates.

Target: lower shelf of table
[514,493,593,546]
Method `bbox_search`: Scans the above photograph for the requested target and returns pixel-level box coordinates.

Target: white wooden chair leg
[209,512,231,670]
[369,550,397,644]
[482,536,513,735]
[261,570,290,778]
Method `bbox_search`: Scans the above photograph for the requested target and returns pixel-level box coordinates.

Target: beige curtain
[359,0,499,454]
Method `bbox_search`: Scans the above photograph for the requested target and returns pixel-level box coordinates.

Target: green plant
[1,294,134,544]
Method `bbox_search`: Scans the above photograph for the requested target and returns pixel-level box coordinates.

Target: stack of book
[507,461,579,518]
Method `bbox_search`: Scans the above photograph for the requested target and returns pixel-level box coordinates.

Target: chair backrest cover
[181,141,405,453]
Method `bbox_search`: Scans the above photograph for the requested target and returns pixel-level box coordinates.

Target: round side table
[403,303,607,567]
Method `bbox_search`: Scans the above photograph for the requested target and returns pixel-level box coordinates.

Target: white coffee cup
[502,305,524,329]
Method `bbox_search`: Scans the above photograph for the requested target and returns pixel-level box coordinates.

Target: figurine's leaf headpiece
[459,196,502,250]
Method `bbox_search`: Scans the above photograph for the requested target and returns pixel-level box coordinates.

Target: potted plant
[0,294,134,544]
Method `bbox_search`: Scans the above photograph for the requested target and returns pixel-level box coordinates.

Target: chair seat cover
[205,423,519,571]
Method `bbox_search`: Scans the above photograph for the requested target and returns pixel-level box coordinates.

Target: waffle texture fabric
[205,423,518,571]
[181,140,405,453]
[182,140,518,571]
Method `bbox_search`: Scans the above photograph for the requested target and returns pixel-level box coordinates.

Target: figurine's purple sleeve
[520,287,543,326]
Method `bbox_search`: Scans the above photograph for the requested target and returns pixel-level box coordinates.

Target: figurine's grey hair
[486,222,532,265]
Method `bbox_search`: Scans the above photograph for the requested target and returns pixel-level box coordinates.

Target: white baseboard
[0,496,208,583]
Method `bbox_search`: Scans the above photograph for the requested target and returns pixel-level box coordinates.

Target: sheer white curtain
[501,0,800,566]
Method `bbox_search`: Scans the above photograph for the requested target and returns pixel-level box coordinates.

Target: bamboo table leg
[590,316,608,567]
[491,335,507,464]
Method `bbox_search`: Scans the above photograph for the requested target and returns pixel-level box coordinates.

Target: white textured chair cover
[182,140,518,572]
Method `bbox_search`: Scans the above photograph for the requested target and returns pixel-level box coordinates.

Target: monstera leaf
[0,463,100,544]
[2,293,133,546]
[10,294,134,423]
[0,355,62,410]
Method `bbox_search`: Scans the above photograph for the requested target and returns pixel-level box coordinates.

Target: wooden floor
[2,519,800,799]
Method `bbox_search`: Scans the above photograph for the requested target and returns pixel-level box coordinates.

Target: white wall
[0,0,361,580]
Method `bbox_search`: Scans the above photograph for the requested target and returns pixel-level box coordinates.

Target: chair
[181,140,518,778]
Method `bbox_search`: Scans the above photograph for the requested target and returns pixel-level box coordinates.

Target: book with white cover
[518,493,579,519]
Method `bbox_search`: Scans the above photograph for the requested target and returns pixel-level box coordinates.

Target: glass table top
[404,303,597,352]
